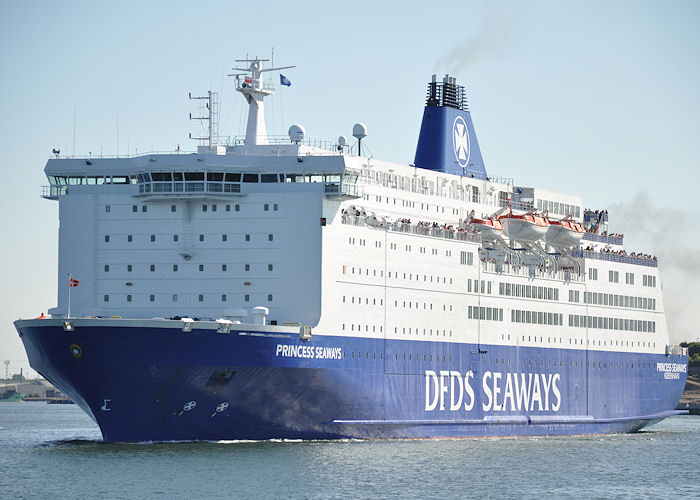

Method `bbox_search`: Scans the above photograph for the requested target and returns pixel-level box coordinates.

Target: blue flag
[280,74,291,87]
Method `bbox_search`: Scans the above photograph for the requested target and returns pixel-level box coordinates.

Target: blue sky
[1,0,699,376]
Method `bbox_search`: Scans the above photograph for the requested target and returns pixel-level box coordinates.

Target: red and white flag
[69,278,79,287]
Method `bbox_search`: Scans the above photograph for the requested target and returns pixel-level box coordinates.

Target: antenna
[4,360,9,383]
[188,91,219,146]
[353,123,367,156]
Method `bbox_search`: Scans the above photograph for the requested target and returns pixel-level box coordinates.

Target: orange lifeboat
[467,217,503,240]
[545,216,585,249]
[498,210,549,243]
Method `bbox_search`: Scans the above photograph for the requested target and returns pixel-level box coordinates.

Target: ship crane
[228,57,295,146]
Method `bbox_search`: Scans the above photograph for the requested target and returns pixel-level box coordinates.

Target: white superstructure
[42,63,668,361]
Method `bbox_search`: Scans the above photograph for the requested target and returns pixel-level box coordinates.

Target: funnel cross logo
[453,116,471,168]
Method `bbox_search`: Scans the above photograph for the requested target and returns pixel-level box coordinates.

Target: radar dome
[352,123,367,140]
[288,124,306,143]
[338,136,347,147]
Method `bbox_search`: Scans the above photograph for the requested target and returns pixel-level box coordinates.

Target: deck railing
[572,250,658,268]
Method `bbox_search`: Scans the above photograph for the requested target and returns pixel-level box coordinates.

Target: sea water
[0,402,697,499]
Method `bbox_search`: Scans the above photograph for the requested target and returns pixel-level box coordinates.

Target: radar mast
[230,57,295,146]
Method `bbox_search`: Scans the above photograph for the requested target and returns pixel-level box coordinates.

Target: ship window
[199,265,204,272]
[245,264,250,271]
[150,265,155,272]
[268,234,273,241]
[142,205,147,212]
[133,205,138,213]
[151,172,172,181]
[222,294,227,302]
[127,265,132,272]
[198,295,204,302]
[264,204,269,211]
[172,294,178,302]
[127,295,132,302]
[222,264,227,271]
[268,264,273,271]
[203,205,208,212]
[222,234,227,242]
[235,204,240,212]
[172,172,183,181]
[245,234,250,241]
[104,295,109,302]
[199,234,204,242]
[150,295,155,302]
[174,234,178,242]
[207,172,223,181]
[261,174,278,183]
[243,173,259,183]
[104,235,110,242]
[268,294,273,302]
[212,205,217,212]
[225,173,241,182]
[104,265,109,272]
[151,235,156,242]
[105,205,110,213]
[225,204,231,212]
[274,204,279,211]
[185,172,204,181]
[113,176,129,184]
[244,294,250,302]
[128,235,132,242]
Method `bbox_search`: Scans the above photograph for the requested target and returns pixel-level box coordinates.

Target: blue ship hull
[15,319,688,442]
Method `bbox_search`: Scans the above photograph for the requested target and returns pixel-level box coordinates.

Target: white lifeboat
[467,217,503,240]
[545,216,585,249]
[498,210,549,243]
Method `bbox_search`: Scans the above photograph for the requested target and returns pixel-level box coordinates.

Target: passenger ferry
[15,58,688,441]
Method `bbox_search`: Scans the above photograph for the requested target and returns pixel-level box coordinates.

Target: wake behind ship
[15,59,688,441]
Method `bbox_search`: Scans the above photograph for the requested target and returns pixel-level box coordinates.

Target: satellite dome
[338,136,347,147]
[352,123,367,140]
[288,124,306,143]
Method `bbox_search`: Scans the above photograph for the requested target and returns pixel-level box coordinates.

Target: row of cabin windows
[609,270,639,284]
[522,335,655,349]
[368,194,463,215]
[642,274,657,287]
[105,204,286,214]
[343,266,384,277]
[468,279,492,294]
[341,324,384,333]
[390,272,453,285]
[391,327,453,337]
[105,233,274,243]
[583,291,656,310]
[498,282,559,301]
[105,264,274,273]
[468,306,504,321]
[351,238,456,258]
[460,251,474,265]
[342,296,384,306]
[568,314,656,333]
[511,310,564,326]
[568,290,581,303]
[104,293,273,303]
[392,301,453,312]
[536,199,581,218]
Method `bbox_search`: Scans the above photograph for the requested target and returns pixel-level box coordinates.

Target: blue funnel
[413,75,488,179]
